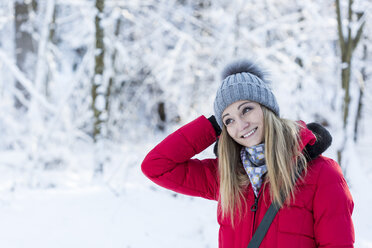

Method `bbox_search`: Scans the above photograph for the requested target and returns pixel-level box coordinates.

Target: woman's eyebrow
[222,101,252,120]
[237,101,252,110]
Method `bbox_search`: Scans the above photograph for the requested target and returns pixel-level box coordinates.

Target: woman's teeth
[243,128,257,138]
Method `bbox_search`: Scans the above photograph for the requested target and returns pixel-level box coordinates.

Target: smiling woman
[222,101,264,148]
[141,59,355,248]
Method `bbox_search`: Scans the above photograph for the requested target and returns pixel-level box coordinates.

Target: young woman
[141,60,354,247]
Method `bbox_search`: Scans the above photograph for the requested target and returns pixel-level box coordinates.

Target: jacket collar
[298,120,316,152]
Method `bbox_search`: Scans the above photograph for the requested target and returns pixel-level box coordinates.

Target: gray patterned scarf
[240,144,267,197]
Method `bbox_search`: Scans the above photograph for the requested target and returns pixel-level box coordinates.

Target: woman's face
[222,100,264,147]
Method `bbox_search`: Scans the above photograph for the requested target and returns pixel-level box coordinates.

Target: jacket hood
[303,122,332,160]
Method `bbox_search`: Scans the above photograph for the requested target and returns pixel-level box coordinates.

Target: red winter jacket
[141,116,354,248]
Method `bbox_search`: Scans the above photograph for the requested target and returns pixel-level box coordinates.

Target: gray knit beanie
[213,59,280,128]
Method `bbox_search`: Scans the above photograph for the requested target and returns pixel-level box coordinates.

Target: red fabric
[141,116,355,248]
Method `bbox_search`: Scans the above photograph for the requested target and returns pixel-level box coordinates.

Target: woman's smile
[241,127,258,138]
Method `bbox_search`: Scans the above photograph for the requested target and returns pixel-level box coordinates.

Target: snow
[1,0,372,247]
[0,177,218,248]
[0,138,220,247]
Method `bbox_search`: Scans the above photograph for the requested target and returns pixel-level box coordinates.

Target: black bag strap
[247,201,280,248]
[247,165,305,248]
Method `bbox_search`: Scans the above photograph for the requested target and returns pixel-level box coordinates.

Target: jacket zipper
[250,188,263,237]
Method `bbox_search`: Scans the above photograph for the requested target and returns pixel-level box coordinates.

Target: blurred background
[0,0,371,247]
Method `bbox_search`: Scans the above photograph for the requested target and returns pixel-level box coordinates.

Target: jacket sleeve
[141,116,219,200]
[313,157,355,247]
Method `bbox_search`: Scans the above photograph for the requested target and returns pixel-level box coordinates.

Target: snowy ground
[0,185,218,248]
[0,135,371,248]
[0,139,218,248]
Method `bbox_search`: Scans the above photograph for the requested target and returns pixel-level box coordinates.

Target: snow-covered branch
[0,49,56,113]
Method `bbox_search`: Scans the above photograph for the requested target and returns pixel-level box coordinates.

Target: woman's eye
[242,107,252,114]
[224,118,233,126]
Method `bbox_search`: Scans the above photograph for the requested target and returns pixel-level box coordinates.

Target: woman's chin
[236,139,261,148]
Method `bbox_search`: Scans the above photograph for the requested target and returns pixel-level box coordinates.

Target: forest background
[0,0,371,247]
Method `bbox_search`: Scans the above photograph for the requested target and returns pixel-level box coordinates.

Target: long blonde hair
[218,106,308,225]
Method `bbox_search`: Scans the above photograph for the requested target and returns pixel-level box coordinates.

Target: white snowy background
[0,0,371,247]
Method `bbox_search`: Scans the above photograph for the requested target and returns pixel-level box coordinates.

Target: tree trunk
[14,1,37,109]
[354,44,367,142]
[157,102,166,131]
[341,63,351,128]
[106,18,121,123]
[92,0,105,142]
[335,0,365,165]
[45,3,57,99]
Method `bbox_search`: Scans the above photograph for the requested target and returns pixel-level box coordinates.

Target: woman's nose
[236,117,249,131]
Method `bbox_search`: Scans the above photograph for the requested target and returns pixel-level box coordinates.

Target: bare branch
[34,0,55,93]
[335,0,345,51]
[0,50,56,113]
[352,20,365,52]
[345,0,353,57]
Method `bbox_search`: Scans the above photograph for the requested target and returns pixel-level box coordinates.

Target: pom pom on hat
[221,59,267,82]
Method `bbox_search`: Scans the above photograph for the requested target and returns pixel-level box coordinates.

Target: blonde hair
[218,106,308,226]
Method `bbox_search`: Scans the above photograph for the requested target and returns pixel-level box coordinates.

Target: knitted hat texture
[213,60,280,128]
